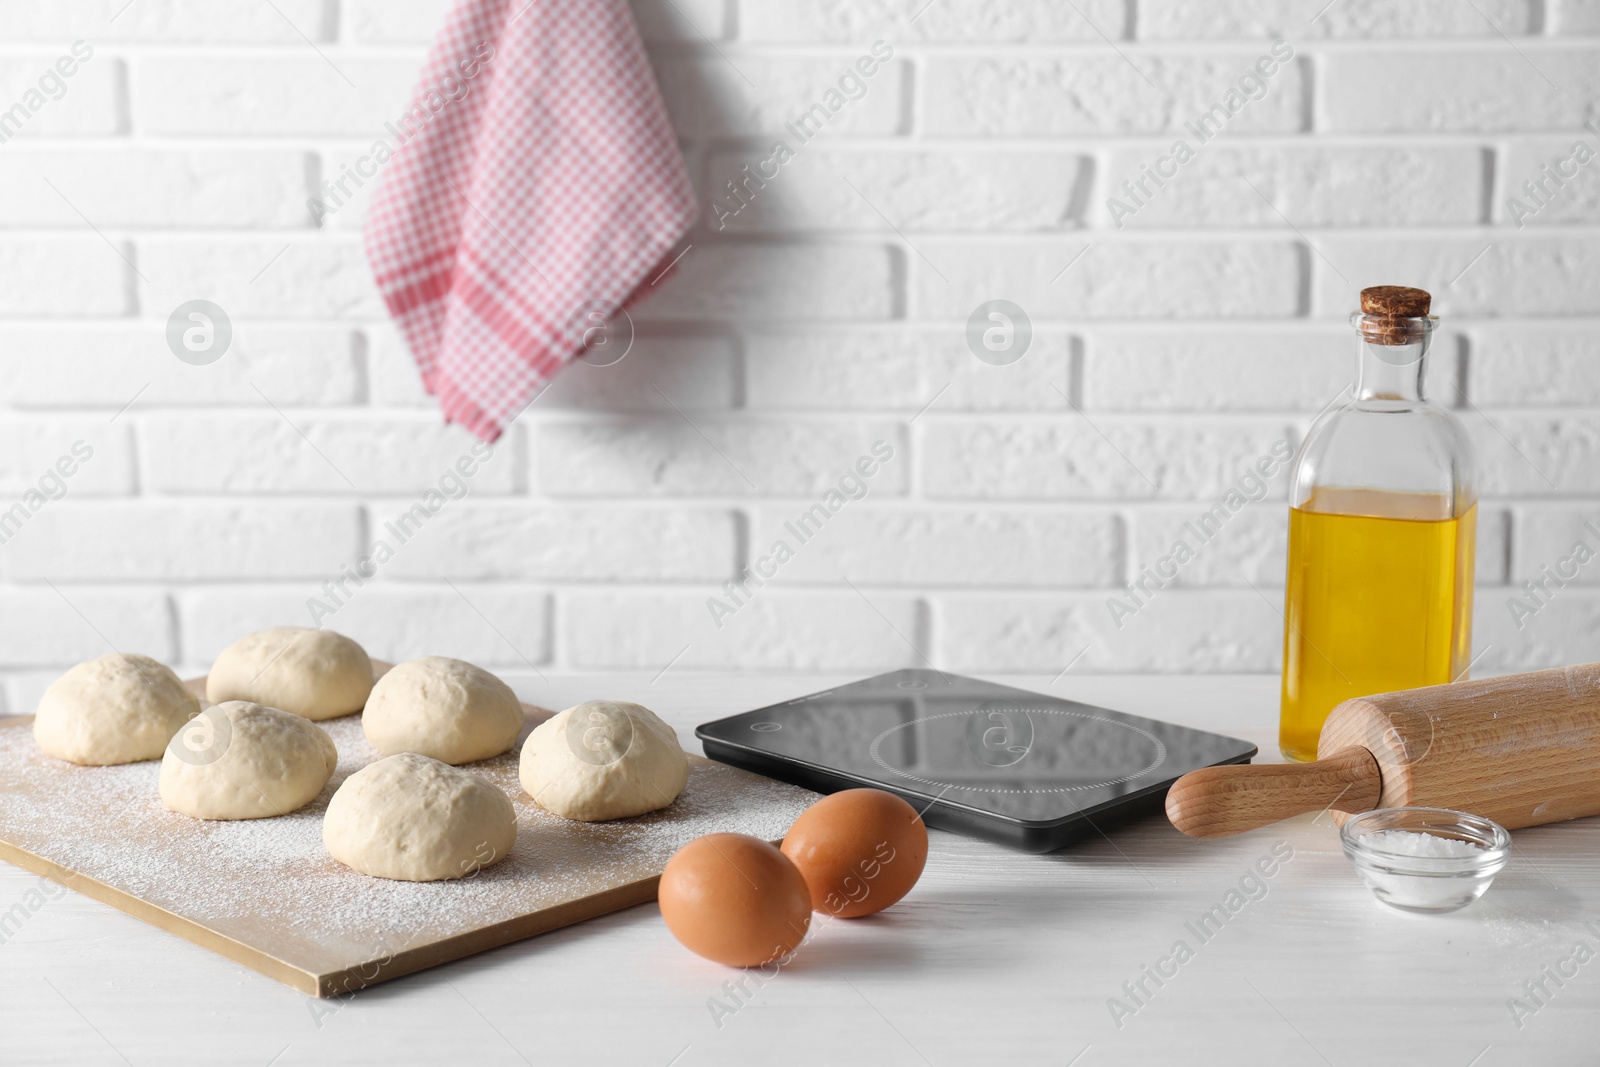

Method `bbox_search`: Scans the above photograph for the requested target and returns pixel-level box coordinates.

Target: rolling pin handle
[1165,747,1383,839]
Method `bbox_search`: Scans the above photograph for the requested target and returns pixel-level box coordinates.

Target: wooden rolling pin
[1167,663,1600,838]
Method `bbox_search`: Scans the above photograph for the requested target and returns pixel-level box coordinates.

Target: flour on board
[0,715,817,959]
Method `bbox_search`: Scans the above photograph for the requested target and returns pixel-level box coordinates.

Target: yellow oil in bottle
[1279,488,1475,762]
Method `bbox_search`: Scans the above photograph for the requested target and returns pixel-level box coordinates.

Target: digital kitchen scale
[697,669,1258,853]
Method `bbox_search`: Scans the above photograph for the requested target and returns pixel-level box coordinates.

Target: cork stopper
[1356,285,1433,345]
[1360,286,1431,317]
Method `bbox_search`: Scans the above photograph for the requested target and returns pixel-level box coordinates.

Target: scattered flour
[0,715,817,976]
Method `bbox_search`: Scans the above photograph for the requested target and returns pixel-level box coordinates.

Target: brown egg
[658,833,812,967]
[781,788,928,919]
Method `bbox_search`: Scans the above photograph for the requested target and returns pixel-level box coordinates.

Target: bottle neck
[1356,334,1428,403]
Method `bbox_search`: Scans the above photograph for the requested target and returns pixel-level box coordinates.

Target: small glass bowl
[1340,807,1510,913]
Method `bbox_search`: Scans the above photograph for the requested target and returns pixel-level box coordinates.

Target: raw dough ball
[33,653,200,766]
[207,627,372,721]
[323,753,517,882]
[519,700,689,822]
[362,656,523,765]
[160,701,338,820]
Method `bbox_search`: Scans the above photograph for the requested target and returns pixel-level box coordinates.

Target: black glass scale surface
[697,669,1257,853]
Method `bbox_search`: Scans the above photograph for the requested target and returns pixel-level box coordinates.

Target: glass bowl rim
[1340,805,1511,867]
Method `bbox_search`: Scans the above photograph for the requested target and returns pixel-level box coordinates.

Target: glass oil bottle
[1278,286,1476,762]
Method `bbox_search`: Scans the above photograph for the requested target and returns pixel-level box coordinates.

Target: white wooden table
[1,673,1594,1066]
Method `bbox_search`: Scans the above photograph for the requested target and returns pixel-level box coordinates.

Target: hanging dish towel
[364,0,696,442]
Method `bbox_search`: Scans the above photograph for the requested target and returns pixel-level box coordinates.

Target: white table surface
[2,672,1596,1066]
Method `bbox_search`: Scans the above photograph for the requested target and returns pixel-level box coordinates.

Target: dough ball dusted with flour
[207,627,372,721]
[519,700,689,822]
[160,701,338,820]
[34,653,201,766]
[323,753,517,881]
[362,656,523,765]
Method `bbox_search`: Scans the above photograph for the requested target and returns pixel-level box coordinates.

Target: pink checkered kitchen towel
[363,0,696,442]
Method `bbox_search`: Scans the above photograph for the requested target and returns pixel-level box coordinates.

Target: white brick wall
[0,0,1596,708]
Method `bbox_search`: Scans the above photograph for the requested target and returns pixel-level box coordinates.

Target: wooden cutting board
[0,675,818,996]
